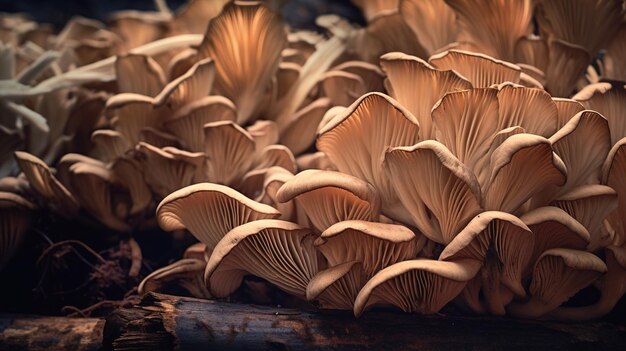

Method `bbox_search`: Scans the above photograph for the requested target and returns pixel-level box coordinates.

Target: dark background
[0,0,364,30]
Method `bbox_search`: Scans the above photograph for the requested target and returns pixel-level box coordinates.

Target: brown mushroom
[0,191,35,270]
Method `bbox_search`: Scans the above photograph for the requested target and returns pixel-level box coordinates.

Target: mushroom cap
[383,139,482,244]
[520,206,590,264]
[306,261,366,310]
[164,95,237,152]
[428,49,521,87]
[14,151,78,217]
[156,183,280,250]
[197,1,287,124]
[316,220,420,277]
[400,0,457,55]
[440,211,533,297]
[280,98,331,156]
[573,82,626,147]
[321,70,367,107]
[0,191,35,270]
[91,129,131,163]
[484,133,567,212]
[550,184,618,250]
[602,137,626,246]
[549,110,611,197]
[276,170,381,232]
[508,248,607,318]
[353,259,480,317]
[203,121,256,186]
[115,53,165,96]
[380,51,471,139]
[317,92,420,222]
[138,258,210,298]
[204,219,319,298]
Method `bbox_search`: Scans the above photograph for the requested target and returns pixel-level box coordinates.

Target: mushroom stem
[481,253,506,316]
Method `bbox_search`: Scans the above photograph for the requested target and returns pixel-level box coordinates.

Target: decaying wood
[0,315,104,351]
[104,293,626,350]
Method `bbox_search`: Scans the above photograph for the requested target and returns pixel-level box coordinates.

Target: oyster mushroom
[276,170,381,233]
[507,248,607,318]
[439,211,534,315]
[0,191,35,270]
[353,259,481,317]
[156,183,280,250]
[204,219,320,299]
[138,258,210,298]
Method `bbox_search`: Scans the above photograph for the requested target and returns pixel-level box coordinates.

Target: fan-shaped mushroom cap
[204,219,319,299]
[275,62,301,99]
[157,183,280,250]
[550,184,618,251]
[321,71,366,107]
[380,52,471,139]
[105,93,160,146]
[440,211,533,313]
[507,248,607,318]
[0,191,35,270]
[574,82,626,145]
[544,39,591,97]
[276,170,381,233]
[255,167,300,223]
[353,259,480,317]
[400,0,457,56]
[316,220,421,276]
[198,1,287,124]
[360,11,427,63]
[254,145,297,174]
[535,0,624,58]
[280,98,331,156]
[552,98,586,128]
[331,61,385,92]
[549,245,626,320]
[115,53,165,96]
[65,161,130,231]
[602,23,626,81]
[108,11,169,52]
[14,151,78,217]
[110,157,151,215]
[247,120,279,155]
[138,258,210,298]
[520,206,590,266]
[384,140,482,244]
[91,129,131,163]
[548,110,611,197]
[495,84,559,138]
[444,0,533,61]
[429,50,522,88]
[306,261,367,310]
[603,138,626,246]
[164,95,236,152]
[203,121,255,186]
[483,134,566,212]
[317,92,420,223]
[135,142,204,197]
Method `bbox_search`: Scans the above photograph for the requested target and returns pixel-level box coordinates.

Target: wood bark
[103,293,626,351]
[0,315,103,350]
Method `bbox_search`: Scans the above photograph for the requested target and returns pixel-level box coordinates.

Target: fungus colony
[1,0,625,320]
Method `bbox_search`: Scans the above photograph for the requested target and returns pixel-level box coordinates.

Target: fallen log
[0,315,104,351]
[104,293,626,350]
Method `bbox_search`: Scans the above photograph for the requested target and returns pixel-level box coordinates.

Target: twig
[36,240,106,266]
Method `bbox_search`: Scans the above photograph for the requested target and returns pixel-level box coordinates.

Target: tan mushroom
[550,185,618,251]
[276,170,381,233]
[316,220,422,276]
[353,259,480,317]
[507,248,607,318]
[549,245,626,320]
[204,219,320,299]
[573,82,626,145]
[429,50,522,88]
[14,151,78,217]
[115,53,165,96]
[317,92,420,223]
[91,129,131,163]
[321,70,366,107]
[384,140,482,244]
[380,52,471,139]
[603,138,626,246]
[439,211,534,315]
[203,121,256,186]
[306,261,367,310]
[156,183,280,250]
[138,258,210,298]
[197,1,286,124]
[280,98,331,156]
[0,191,35,270]
[400,0,457,56]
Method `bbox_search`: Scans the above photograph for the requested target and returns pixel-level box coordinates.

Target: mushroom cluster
[1,0,625,321]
